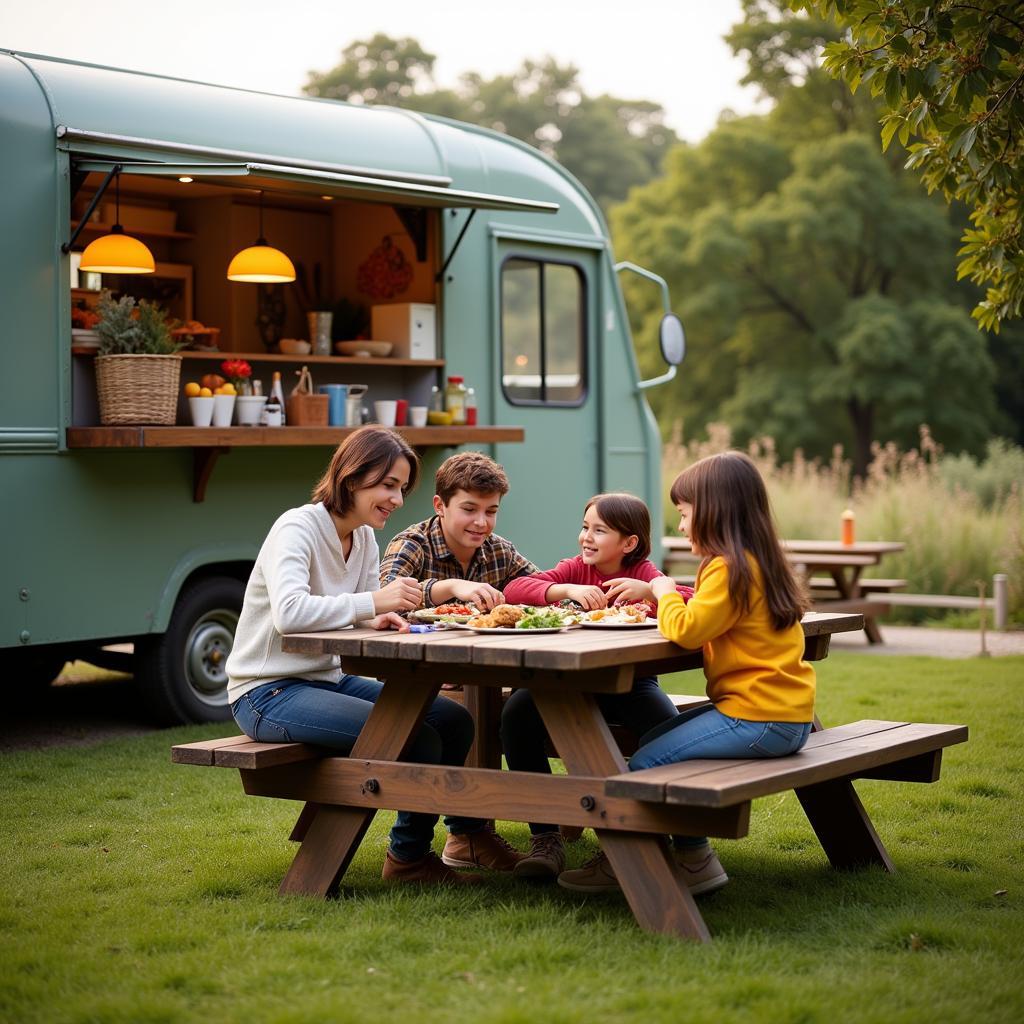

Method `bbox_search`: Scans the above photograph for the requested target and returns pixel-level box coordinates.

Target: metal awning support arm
[62,163,120,253]
[435,208,477,282]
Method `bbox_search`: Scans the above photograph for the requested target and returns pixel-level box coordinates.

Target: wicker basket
[286,393,329,426]
[95,354,183,425]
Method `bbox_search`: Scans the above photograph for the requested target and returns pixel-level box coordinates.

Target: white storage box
[371,303,436,359]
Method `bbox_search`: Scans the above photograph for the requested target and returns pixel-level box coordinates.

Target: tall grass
[662,425,1024,624]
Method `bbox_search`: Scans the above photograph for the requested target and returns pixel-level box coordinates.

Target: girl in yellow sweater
[559,451,814,896]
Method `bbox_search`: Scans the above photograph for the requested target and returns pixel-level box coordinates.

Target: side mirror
[659,313,685,366]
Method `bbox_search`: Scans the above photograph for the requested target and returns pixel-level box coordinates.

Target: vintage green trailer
[0,50,683,723]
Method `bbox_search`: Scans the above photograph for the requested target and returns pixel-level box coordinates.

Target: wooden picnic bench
[172,612,967,942]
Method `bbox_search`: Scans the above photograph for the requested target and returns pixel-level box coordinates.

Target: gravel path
[831,624,1024,658]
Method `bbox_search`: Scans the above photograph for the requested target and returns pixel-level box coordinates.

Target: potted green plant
[94,289,184,425]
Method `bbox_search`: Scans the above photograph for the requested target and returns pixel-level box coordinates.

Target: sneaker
[513,832,567,880]
[557,845,729,895]
[441,826,524,871]
[557,850,619,893]
[381,850,483,886]
[675,844,729,895]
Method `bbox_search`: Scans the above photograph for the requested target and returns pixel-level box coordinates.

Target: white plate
[409,609,475,624]
[580,619,658,629]
[452,623,577,634]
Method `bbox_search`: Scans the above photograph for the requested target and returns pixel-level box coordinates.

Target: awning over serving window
[73,160,560,214]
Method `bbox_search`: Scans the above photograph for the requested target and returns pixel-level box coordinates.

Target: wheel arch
[150,545,255,634]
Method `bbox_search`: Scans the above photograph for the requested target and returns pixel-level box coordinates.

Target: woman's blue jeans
[630,704,812,847]
[232,675,479,862]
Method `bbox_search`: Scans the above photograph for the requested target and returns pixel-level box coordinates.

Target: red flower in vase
[220,359,253,387]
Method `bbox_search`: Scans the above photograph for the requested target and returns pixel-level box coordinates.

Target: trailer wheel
[137,576,244,725]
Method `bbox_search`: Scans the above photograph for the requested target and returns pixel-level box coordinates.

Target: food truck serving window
[500,257,586,407]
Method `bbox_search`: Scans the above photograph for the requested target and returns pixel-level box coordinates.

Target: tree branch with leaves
[790,1,1024,331]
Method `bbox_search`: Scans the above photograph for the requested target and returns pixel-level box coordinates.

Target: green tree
[613,125,998,476]
[303,38,676,211]
[789,1,1024,331]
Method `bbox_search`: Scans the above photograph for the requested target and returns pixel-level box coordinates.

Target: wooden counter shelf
[66,425,525,502]
[71,347,445,368]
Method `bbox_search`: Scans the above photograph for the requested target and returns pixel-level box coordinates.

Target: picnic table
[662,538,907,644]
[171,609,968,942]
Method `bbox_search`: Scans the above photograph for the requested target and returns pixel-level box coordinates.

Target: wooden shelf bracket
[193,446,229,503]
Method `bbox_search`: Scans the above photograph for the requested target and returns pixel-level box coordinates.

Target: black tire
[137,576,244,725]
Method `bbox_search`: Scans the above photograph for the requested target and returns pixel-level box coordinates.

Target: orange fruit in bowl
[184,382,201,397]
[199,387,213,398]
[220,382,237,395]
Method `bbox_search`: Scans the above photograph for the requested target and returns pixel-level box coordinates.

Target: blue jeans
[232,675,481,862]
[630,704,812,847]
[500,677,680,835]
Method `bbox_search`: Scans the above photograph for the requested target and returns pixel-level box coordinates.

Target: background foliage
[791,0,1024,332]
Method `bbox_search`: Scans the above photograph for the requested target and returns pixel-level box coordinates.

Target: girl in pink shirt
[501,493,691,881]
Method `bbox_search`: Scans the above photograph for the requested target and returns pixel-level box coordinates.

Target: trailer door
[490,240,601,569]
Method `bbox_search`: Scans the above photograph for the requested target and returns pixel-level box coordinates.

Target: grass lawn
[2,653,1022,1024]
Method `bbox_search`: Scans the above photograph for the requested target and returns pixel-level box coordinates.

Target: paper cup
[409,405,428,427]
[189,396,214,427]
[373,400,397,427]
[212,393,235,427]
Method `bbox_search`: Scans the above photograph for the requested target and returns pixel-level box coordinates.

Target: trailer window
[501,257,586,406]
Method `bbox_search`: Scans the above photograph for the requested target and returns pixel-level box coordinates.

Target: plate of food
[409,602,481,624]
[455,605,580,633]
[579,604,658,628]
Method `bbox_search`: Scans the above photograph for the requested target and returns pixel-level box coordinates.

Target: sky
[1,0,768,142]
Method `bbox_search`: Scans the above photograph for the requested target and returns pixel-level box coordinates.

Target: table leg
[533,685,711,942]
[279,677,439,897]
[830,566,884,644]
[795,777,895,871]
[464,685,503,770]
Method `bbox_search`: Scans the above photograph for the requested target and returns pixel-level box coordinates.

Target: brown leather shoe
[381,850,483,886]
[441,826,524,871]
[513,832,567,880]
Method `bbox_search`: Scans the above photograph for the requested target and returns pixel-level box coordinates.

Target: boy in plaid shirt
[380,451,538,873]
[380,451,537,610]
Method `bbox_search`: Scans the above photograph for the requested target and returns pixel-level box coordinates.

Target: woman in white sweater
[227,426,480,886]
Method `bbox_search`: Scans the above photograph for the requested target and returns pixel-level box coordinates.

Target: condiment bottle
[840,508,855,546]
[445,375,467,425]
[465,386,477,426]
[269,371,287,426]
[430,385,443,413]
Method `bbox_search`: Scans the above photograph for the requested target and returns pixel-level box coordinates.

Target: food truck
[0,50,683,723]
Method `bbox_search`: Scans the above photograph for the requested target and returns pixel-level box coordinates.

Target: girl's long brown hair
[311,426,419,515]
[669,451,807,630]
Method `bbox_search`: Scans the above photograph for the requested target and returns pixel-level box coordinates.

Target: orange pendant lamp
[227,190,296,283]
[79,170,155,274]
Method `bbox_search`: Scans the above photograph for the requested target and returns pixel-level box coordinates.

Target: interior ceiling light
[178,176,193,183]
[227,190,296,283]
[79,169,155,275]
